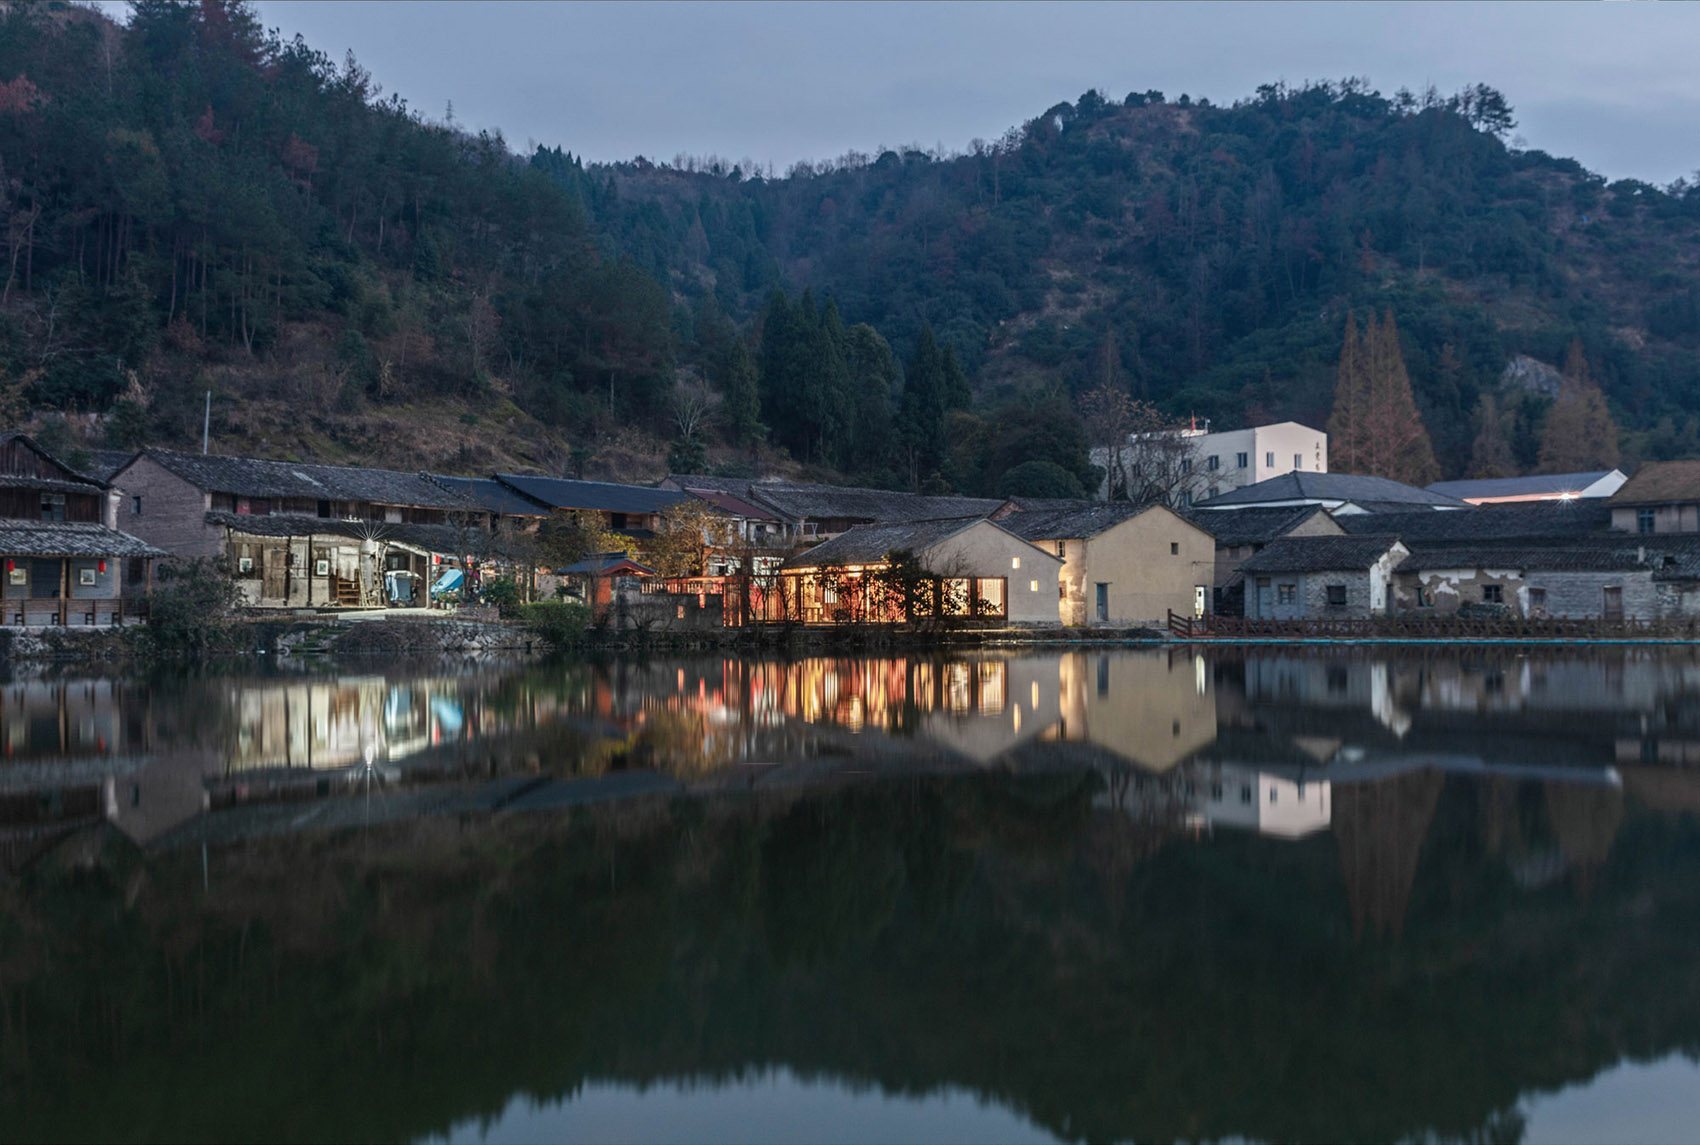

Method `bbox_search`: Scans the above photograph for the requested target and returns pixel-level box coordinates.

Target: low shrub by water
[518,600,592,648]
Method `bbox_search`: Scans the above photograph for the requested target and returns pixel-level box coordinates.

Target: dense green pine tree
[720,338,764,448]
[843,323,899,474]
[899,324,949,485]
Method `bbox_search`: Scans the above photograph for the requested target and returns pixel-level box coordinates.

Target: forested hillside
[3,1,1699,490]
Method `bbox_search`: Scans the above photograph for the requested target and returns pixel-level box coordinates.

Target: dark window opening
[1638,508,1656,534]
[1483,584,1504,603]
[1326,583,1347,607]
[131,495,142,516]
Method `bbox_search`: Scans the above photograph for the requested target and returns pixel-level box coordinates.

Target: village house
[659,474,806,543]
[111,449,495,609]
[1092,420,1329,502]
[1240,535,1408,620]
[0,433,165,626]
[1184,504,1343,614]
[1393,539,1700,621]
[1609,460,1700,534]
[1194,472,1468,515]
[775,517,1062,626]
[999,500,1215,626]
[1426,469,1626,505]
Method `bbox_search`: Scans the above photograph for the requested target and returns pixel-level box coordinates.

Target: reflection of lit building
[735,656,1061,763]
[228,676,473,771]
[1193,763,1331,839]
[0,679,134,759]
[1057,651,1218,771]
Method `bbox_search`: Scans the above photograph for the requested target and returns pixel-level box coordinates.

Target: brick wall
[111,457,219,558]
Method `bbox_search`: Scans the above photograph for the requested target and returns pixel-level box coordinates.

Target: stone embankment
[0,616,1172,665]
[282,619,536,658]
[0,626,132,664]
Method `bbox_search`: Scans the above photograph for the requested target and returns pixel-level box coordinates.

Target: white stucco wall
[923,521,1064,626]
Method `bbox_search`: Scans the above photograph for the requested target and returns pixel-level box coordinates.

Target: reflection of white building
[228,676,471,771]
[1193,763,1332,839]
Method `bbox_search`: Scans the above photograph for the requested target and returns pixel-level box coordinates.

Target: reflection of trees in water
[8,771,1700,1144]
[1545,782,1624,898]
[1333,770,1445,941]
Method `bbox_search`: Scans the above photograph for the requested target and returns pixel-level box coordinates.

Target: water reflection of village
[8,649,1700,890]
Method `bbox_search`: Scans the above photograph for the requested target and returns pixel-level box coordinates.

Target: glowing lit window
[1029,579,1038,592]
[1012,557,1021,570]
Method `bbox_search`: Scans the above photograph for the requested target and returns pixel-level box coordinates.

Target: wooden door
[262,547,287,600]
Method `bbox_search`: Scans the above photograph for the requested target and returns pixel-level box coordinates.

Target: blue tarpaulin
[430,569,464,598]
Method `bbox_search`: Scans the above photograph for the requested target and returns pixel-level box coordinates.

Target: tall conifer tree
[844,323,898,473]
[1326,310,1439,485]
[1467,393,1517,478]
[720,337,764,448]
[1326,313,1368,474]
[900,323,948,486]
[1538,339,1620,473]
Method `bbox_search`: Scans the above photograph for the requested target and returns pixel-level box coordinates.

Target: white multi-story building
[1093,421,1329,503]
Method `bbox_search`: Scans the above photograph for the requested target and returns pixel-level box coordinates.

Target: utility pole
[202,390,210,455]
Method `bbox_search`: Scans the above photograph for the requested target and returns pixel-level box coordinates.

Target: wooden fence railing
[1167,611,1700,641]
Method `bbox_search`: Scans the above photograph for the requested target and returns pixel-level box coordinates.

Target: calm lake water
[6,646,1700,1143]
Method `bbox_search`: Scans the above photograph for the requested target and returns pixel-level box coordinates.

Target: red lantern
[98,560,106,573]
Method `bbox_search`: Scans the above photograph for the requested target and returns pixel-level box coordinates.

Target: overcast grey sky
[243,1,1700,186]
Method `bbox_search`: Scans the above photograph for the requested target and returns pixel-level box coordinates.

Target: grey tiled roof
[1426,470,1619,499]
[753,483,1004,523]
[1336,501,1614,544]
[1396,538,1700,576]
[666,473,1002,524]
[425,475,551,517]
[0,474,107,496]
[782,517,1020,569]
[1610,460,1700,505]
[557,553,654,575]
[0,522,166,558]
[1196,472,1467,509]
[1000,501,1148,541]
[1183,505,1336,545]
[494,474,691,515]
[139,450,478,509]
[1239,534,1404,574]
[81,449,140,483]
